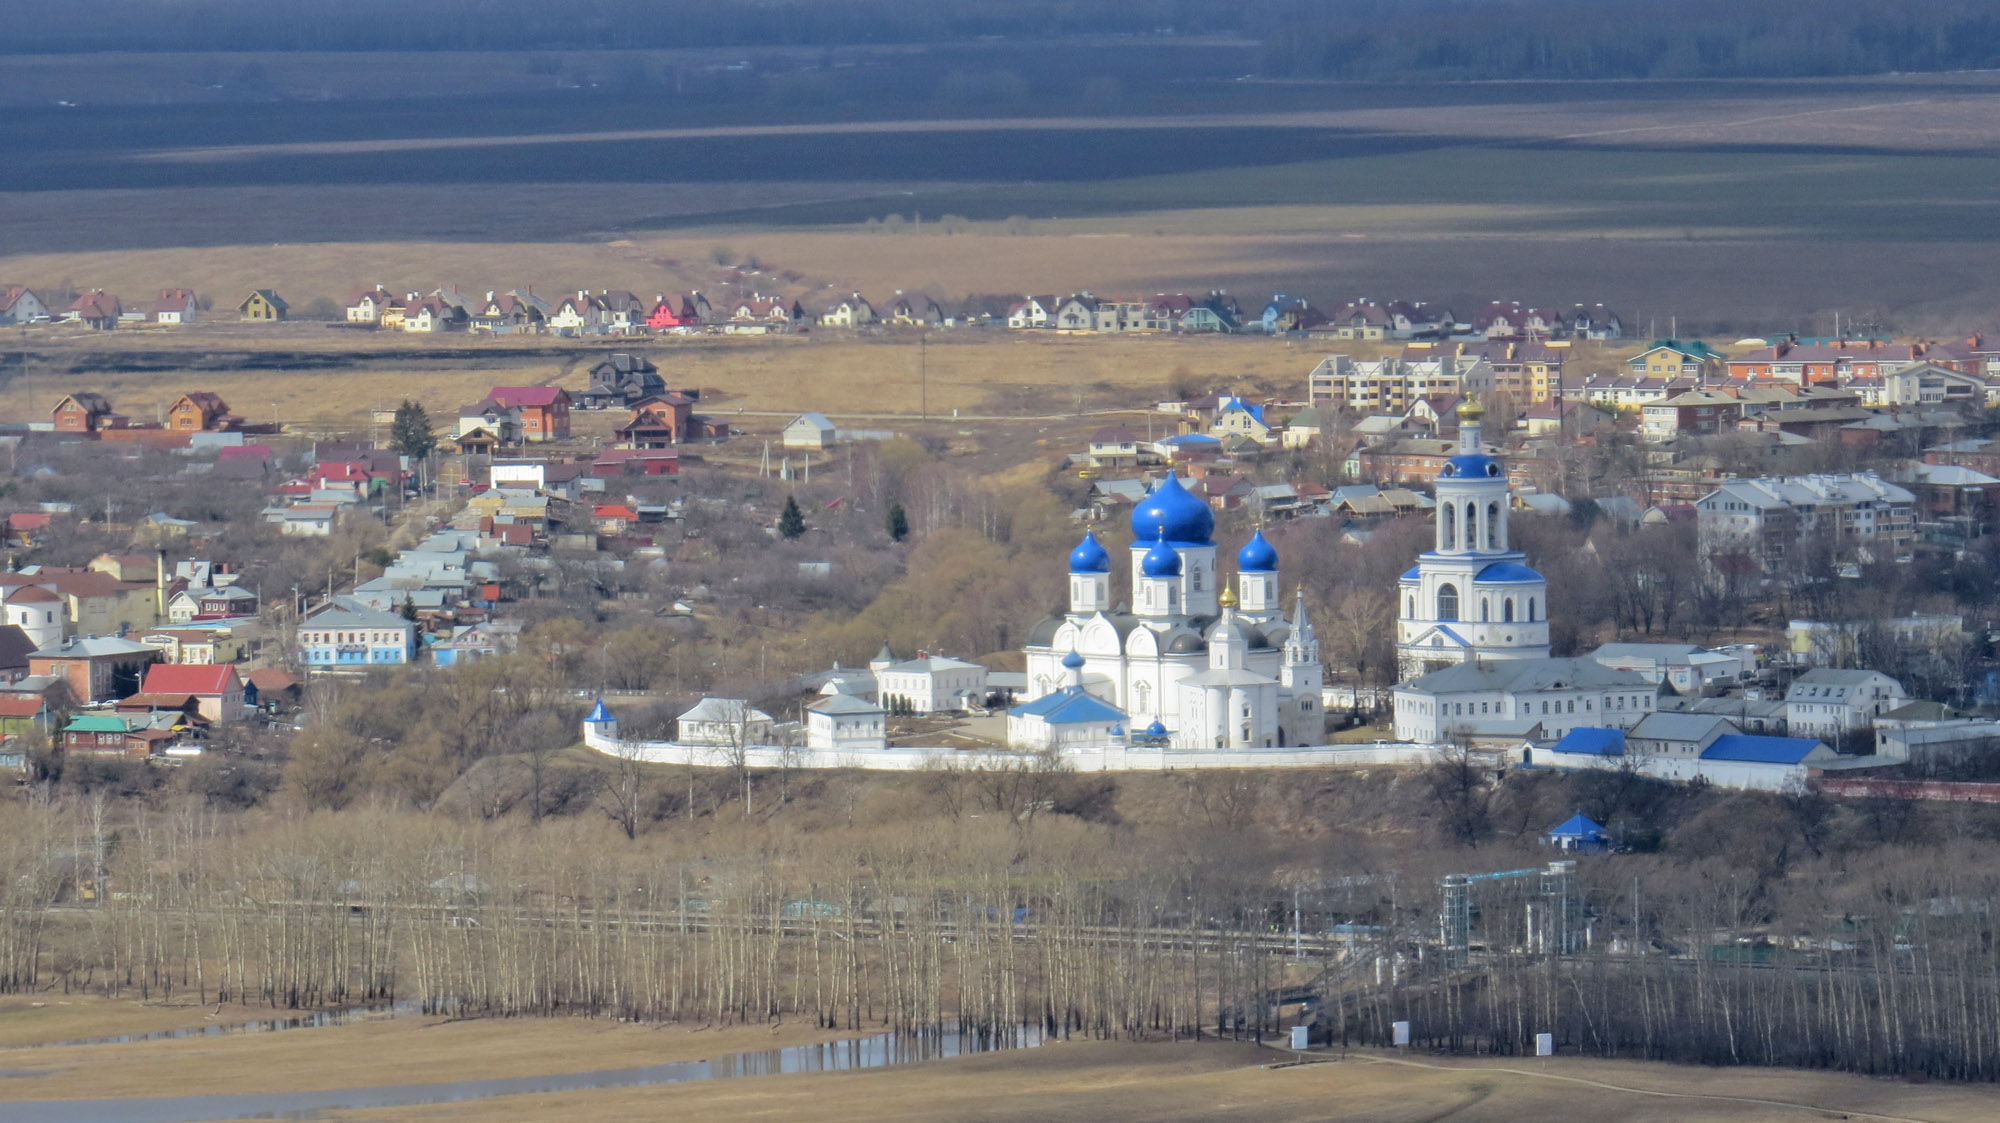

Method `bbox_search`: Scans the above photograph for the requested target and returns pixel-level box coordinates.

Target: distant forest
[10,0,2000,82]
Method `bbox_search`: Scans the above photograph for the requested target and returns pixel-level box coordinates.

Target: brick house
[51,393,118,434]
[167,392,237,432]
[29,635,163,703]
[484,387,571,442]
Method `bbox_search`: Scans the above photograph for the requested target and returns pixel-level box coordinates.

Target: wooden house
[237,290,288,322]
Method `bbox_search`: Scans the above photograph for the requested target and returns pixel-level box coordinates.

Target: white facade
[1784,668,1908,738]
[1696,473,1917,567]
[1395,402,1550,679]
[678,698,774,747]
[3,588,64,649]
[1307,353,1494,412]
[807,694,886,751]
[877,657,987,715]
[1021,484,1324,750]
[1394,657,1656,743]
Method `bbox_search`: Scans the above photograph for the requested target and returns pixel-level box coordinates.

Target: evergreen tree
[390,400,437,463]
[778,495,807,539]
[399,593,419,622]
[886,503,909,542]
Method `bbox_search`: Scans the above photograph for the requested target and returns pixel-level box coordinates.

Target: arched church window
[1436,583,1458,621]
[1527,597,1537,621]
[1489,501,1502,548]
[1406,596,1414,616]
[1133,682,1150,713]
[1504,599,1515,623]
[1190,564,1202,592]
[1465,502,1478,548]
[1441,503,1456,550]
[1480,598,1489,622]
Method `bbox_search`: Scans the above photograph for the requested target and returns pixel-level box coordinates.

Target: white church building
[1395,400,1550,680]
[1391,401,1657,743]
[1017,473,1323,750]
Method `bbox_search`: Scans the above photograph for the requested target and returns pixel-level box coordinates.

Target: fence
[582,723,1439,773]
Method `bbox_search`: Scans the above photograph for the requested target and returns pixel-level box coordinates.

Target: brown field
[1,999,1994,1122]
[0,993,324,1050]
[333,1042,2000,1122]
[0,332,1374,429]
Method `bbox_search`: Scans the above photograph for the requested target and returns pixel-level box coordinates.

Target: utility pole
[919,330,928,421]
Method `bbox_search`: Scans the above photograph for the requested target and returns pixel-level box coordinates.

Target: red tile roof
[141,664,239,697]
[0,695,43,717]
[246,669,298,692]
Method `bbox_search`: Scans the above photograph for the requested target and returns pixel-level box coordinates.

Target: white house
[2,586,65,649]
[0,287,50,326]
[877,656,988,715]
[783,413,837,450]
[1784,668,1908,739]
[1394,656,1657,744]
[818,294,876,328]
[677,698,774,747]
[1589,642,1749,694]
[488,460,550,491]
[806,694,887,751]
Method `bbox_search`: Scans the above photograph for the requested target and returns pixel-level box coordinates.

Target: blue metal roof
[1474,561,1544,584]
[1129,472,1215,546]
[1548,813,1607,839]
[585,698,614,723]
[1440,453,1502,479]
[1700,734,1823,764]
[1011,688,1126,725]
[1141,532,1183,577]
[1549,728,1625,756]
[1400,565,1421,582]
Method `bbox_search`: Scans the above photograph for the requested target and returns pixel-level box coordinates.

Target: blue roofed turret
[585,698,614,724]
[1129,473,1214,545]
[1141,531,1183,577]
[1068,530,1111,573]
[1236,529,1278,573]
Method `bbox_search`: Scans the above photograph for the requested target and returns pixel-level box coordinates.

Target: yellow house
[237,290,289,322]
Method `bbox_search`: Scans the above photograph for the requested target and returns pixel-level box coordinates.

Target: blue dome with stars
[1068,530,1111,573]
[1236,529,1278,573]
[1129,473,1214,546]
[1141,532,1183,578]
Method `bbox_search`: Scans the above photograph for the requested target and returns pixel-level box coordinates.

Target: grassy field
[0,332,1348,428]
[8,70,2000,332]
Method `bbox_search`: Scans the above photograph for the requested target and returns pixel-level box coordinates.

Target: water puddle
[28,1001,419,1050]
[0,1022,1043,1122]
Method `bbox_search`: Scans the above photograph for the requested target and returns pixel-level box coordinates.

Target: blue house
[296,599,418,668]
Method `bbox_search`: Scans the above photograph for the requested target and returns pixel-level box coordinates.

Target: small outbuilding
[1546,813,1609,853]
[783,412,837,450]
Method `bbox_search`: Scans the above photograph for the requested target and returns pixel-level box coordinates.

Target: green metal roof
[64,714,128,732]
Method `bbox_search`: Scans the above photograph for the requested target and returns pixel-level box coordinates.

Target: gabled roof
[809,694,884,716]
[487,386,568,408]
[141,664,239,696]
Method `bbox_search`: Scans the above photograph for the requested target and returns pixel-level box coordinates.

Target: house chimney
[486,290,495,302]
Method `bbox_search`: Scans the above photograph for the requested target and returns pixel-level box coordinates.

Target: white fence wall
[582,723,1438,773]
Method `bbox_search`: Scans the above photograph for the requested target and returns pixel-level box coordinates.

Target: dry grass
[317,1040,2000,1122]
[0,1013,849,1101]
[0,993,311,1051]
[0,332,1337,428]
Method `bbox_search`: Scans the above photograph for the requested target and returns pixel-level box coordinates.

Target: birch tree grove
[13,795,2000,1080]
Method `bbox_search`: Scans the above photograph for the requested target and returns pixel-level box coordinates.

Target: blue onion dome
[1141,530,1183,578]
[1236,529,1278,573]
[1109,724,1125,737]
[1061,649,1086,669]
[1145,719,1168,737]
[1129,473,1214,545]
[1068,530,1111,573]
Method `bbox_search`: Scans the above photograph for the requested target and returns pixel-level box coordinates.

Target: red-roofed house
[593,504,640,534]
[65,291,121,331]
[139,663,244,723]
[484,387,571,442]
[5,512,52,547]
[153,288,199,325]
[0,287,49,326]
[588,448,680,478]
